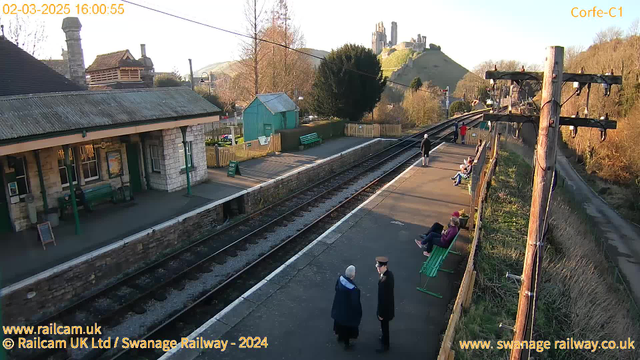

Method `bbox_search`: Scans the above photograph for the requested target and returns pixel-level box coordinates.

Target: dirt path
[505,139,640,309]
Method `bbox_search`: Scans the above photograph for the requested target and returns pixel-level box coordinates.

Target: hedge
[276,120,345,151]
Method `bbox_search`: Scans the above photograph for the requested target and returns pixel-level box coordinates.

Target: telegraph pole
[189,59,194,91]
[511,46,563,360]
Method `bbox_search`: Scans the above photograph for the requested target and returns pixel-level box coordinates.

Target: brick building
[0,32,220,234]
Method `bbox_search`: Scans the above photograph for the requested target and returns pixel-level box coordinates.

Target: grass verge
[453,149,639,360]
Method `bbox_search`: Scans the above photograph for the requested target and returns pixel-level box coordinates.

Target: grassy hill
[379,49,416,78]
[381,49,470,93]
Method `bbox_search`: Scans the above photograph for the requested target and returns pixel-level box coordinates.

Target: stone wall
[1,139,390,325]
[163,125,207,192]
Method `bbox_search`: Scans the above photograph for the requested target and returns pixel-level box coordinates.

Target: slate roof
[86,50,145,72]
[0,37,82,96]
[41,59,70,78]
[0,87,221,144]
[254,93,297,114]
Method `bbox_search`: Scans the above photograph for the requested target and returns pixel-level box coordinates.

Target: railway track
[6,111,486,360]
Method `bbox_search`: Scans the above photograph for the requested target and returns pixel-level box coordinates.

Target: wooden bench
[83,184,115,211]
[300,133,322,148]
[417,231,462,298]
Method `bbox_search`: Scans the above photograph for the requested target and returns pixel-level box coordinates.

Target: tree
[453,72,488,102]
[0,15,47,57]
[594,26,623,44]
[237,0,268,98]
[449,101,471,115]
[401,81,442,126]
[409,77,423,92]
[154,70,182,87]
[310,44,386,121]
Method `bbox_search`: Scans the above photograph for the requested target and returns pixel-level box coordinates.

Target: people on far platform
[452,158,473,186]
[331,265,362,350]
[460,123,468,144]
[453,120,459,143]
[421,133,431,167]
[414,216,460,257]
[475,139,483,157]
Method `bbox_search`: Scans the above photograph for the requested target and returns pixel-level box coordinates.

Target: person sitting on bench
[418,211,459,240]
[452,159,473,186]
[414,217,460,257]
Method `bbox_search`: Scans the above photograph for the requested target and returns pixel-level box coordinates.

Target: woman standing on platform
[331,265,362,350]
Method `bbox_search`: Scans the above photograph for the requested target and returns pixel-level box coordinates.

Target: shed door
[263,124,273,137]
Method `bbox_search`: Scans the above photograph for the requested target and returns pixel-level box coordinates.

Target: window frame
[178,141,193,169]
[79,144,100,182]
[13,156,30,198]
[58,148,78,188]
[150,145,162,173]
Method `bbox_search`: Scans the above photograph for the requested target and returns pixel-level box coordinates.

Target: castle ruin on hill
[371,21,429,56]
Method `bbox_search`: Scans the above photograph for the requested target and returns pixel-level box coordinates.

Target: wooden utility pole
[510,46,563,360]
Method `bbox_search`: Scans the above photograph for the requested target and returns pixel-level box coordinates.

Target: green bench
[417,231,462,298]
[83,184,115,211]
[58,184,115,218]
[300,133,322,148]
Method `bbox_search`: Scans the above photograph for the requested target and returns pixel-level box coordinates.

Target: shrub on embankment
[453,149,639,360]
[277,119,345,152]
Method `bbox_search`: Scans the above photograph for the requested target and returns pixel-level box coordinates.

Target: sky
[4,0,639,79]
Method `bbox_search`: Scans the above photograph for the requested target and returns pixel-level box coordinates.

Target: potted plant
[458,209,469,228]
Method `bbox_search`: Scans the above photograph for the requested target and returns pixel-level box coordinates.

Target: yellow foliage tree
[401,82,443,127]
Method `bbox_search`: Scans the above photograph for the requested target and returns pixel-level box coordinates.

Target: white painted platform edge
[1,139,385,297]
[158,142,445,359]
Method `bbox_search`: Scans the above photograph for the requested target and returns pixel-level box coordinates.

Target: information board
[37,221,56,250]
[227,161,241,177]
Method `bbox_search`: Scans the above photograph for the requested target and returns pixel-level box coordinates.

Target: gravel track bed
[68,150,416,360]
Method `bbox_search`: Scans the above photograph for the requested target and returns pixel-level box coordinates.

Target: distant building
[243,93,298,142]
[86,49,147,89]
[40,18,155,90]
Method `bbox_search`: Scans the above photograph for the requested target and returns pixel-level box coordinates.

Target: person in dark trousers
[331,265,362,350]
[415,217,460,256]
[460,123,468,144]
[419,211,459,240]
[420,133,431,167]
[453,120,459,143]
[375,256,394,353]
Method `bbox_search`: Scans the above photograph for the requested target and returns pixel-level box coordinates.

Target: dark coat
[331,276,362,328]
[420,138,431,155]
[377,270,395,321]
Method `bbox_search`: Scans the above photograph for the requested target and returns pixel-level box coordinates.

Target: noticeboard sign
[227,161,241,177]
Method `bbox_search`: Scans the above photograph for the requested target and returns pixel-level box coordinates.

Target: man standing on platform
[453,120,459,143]
[460,123,468,144]
[420,133,431,167]
[375,256,394,353]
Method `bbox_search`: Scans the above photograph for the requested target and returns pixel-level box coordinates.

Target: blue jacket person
[376,256,394,352]
[331,265,362,349]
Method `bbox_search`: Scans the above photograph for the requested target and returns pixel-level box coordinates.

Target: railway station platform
[173,143,477,360]
[0,137,376,288]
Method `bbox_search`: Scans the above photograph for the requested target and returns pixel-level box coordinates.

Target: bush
[277,120,345,151]
[449,101,471,115]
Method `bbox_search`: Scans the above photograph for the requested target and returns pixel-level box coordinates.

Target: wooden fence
[437,129,501,360]
[206,133,281,168]
[344,123,402,138]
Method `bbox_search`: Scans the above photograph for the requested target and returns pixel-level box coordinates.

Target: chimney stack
[62,17,86,88]
[141,44,146,57]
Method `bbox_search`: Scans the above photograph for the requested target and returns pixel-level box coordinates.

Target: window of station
[7,156,30,197]
[80,144,99,181]
[58,149,78,187]
[150,145,162,172]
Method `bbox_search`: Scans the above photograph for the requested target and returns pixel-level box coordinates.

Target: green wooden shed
[243,92,298,141]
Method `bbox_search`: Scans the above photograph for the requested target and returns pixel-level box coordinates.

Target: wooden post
[510,46,563,360]
[464,270,476,309]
